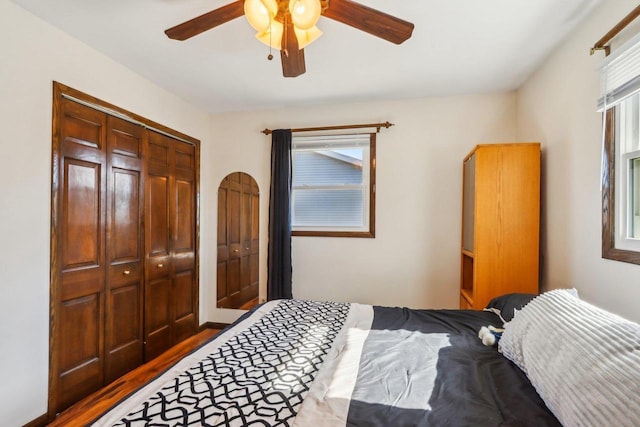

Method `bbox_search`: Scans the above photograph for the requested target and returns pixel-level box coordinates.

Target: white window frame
[614,96,640,252]
[291,133,376,238]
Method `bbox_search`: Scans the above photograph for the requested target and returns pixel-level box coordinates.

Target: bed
[50,290,640,426]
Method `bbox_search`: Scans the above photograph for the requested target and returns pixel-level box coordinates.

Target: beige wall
[517,0,640,322]
[0,1,213,424]
[209,93,518,321]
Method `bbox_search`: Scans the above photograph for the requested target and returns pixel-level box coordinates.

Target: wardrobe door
[52,99,107,413]
[145,132,173,361]
[104,117,145,383]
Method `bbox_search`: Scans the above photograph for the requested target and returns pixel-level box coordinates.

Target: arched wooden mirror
[217,172,260,309]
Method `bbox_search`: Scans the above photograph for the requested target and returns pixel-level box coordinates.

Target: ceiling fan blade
[281,49,306,77]
[281,13,306,77]
[323,0,414,44]
[165,1,244,41]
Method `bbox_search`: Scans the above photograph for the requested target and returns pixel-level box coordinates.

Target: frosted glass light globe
[244,0,278,32]
[289,0,321,30]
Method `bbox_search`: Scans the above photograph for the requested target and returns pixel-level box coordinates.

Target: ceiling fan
[165,0,414,78]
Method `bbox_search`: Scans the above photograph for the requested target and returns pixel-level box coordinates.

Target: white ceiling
[11,0,600,114]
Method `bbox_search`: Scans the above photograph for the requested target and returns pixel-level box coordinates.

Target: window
[616,95,640,249]
[291,133,375,237]
[600,34,640,264]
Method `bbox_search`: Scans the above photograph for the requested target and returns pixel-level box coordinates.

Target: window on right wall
[601,35,640,264]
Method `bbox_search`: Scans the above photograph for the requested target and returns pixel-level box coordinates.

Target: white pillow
[499,289,640,427]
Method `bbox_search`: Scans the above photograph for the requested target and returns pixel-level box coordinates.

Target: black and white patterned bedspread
[100,300,348,426]
[93,299,560,427]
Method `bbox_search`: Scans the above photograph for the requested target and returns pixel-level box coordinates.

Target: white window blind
[291,134,371,232]
[599,33,640,111]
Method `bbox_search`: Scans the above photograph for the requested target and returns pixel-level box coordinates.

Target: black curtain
[267,129,293,300]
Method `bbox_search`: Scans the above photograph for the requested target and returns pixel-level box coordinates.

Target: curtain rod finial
[376,121,394,132]
[262,129,272,135]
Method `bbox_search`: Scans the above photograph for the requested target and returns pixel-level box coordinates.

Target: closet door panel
[174,271,194,318]
[62,160,102,269]
[110,170,141,260]
[173,270,195,343]
[61,99,104,152]
[145,172,172,361]
[147,176,170,257]
[105,281,142,382]
[145,277,172,361]
[175,179,194,253]
[111,126,142,158]
[148,132,170,167]
[172,157,196,342]
[145,133,173,360]
[59,295,101,371]
[53,99,107,415]
[174,140,195,171]
[105,117,145,384]
[57,293,103,411]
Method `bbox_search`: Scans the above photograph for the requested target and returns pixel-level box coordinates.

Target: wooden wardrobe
[49,83,199,417]
[459,143,540,310]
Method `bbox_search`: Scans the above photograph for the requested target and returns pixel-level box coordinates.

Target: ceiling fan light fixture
[166,0,414,78]
[256,20,284,50]
[294,25,322,49]
[244,0,278,32]
[289,0,322,30]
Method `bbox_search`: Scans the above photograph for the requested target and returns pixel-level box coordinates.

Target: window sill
[292,230,375,238]
[602,246,640,265]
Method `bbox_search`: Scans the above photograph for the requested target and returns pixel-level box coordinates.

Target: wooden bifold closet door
[49,85,199,418]
[104,116,145,384]
[145,131,198,361]
[51,99,109,412]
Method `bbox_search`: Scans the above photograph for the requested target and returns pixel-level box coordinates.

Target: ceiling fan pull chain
[267,20,274,60]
